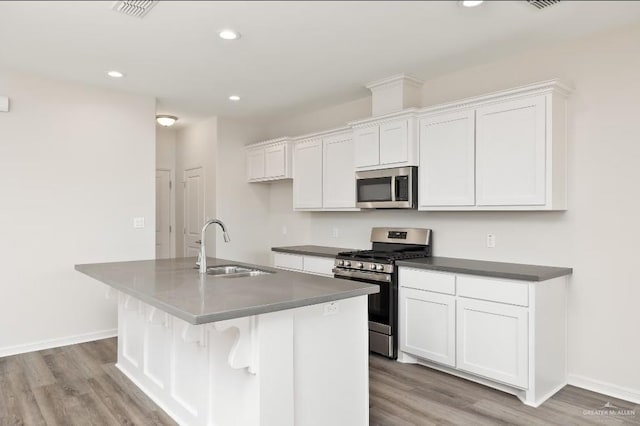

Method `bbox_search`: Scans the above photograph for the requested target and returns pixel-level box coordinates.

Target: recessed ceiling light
[107,70,125,78]
[156,115,178,127]
[219,29,240,40]
[460,0,484,7]
[229,95,241,101]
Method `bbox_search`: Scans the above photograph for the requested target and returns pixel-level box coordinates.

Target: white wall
[261,23,640,401]
[175,117,217,257]
[156,126,177,170]
[0,72,156,356]
[215,118,272,265]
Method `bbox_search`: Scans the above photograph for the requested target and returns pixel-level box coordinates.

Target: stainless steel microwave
[356,167,418,209]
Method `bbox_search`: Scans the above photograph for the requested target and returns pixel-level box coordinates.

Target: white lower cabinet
[273,252,334,277]
[399,288,455,367]
[456,297,528,388]
[398,266,567,407]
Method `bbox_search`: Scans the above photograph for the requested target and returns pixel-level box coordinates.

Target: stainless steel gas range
[333,227,432,359]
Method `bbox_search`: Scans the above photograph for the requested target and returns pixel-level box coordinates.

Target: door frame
[183,166,205,257]
[156,168,176,258]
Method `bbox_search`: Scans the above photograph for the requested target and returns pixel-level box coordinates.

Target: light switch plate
[0,96,8,112]
[486,233,496,248]
[133,217,145,229]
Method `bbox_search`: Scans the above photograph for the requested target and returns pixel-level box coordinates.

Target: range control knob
[376,264,385,271]
[370,264,377,270]
[357,262,364,269]
[344,261,351,267]
[338,260,344,266]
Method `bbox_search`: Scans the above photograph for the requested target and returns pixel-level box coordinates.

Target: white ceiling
[2,1,640,126]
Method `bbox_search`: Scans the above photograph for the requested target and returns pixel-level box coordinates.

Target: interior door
[155,169,172,259]
[183,167,204,257]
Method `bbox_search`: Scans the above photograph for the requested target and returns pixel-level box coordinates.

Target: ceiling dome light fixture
[107,70,125,78]
[228,95,241,101]
[460,0,484,6]
[218,29,241,40]
[156,115,178,127]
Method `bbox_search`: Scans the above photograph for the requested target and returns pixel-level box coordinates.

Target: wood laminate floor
[1,338,638,425]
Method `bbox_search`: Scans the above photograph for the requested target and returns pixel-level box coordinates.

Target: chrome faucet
[198,219,231,274]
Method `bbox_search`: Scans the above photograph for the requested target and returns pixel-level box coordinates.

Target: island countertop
[75,257,379,325]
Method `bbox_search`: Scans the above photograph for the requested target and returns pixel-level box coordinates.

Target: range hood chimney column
[366,74,424,117]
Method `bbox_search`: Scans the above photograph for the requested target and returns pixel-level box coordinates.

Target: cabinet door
[323,134,356,209]
[265,144,286,178]
[456,297,528,388]
[400,288,456,367]
[419,111,475,207]
[293,139,323,209]
[246,148,265,181]
[476,95,546,206]
[379,119,408,165]
[353,127,380,167]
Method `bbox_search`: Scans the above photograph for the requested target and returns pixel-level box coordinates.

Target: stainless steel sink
[206,264,273,278]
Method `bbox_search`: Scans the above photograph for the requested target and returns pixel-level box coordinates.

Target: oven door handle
[333,268,391,283]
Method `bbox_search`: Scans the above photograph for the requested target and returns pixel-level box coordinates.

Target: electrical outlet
[332,227,339,238]
[324,302,339,316]
[282,226,287,235]
[487,233,496,248]
[133,217,145,229]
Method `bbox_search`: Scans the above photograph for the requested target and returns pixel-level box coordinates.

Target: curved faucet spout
[199,219,231,274]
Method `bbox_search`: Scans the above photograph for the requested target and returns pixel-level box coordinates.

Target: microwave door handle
[391,176,397,201]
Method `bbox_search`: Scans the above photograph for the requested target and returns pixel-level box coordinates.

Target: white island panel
[116,292,368,426]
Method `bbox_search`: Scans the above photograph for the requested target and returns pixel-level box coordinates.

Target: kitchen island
[76,257,378,426]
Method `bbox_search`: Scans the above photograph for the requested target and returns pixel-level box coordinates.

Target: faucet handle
[196,251,202,267]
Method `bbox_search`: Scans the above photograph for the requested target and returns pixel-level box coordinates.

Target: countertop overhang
[75,257,378,325]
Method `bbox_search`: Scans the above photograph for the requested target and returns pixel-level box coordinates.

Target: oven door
[333,268,397,358]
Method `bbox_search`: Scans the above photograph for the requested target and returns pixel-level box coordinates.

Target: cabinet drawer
[457,275,528,307]
[399,268,456,295]
[303,256,335,277]
[273,253,303,271]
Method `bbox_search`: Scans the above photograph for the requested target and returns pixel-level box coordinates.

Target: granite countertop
[272,245,572,282]
[75,257,378,325]
[272,245,355,258]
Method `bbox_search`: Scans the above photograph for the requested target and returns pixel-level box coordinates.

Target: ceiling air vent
[111,0,158,18]
[526,0,561,10]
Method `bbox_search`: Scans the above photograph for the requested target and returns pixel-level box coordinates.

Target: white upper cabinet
[246,138,293,182]
[293,138,323,209]
[418,80,570,211]
[350,111,418,171]
[323,133,357,209]
[264,144,287,179]
[293,129,359,211]
[353,127,380,168]
[379,119,409,165]
[419,110,476,207]
[476,96,546,206]
[246,148,266,181]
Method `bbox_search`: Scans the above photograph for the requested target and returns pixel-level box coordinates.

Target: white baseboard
[569,374,640,404]
[0,329,117,358]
